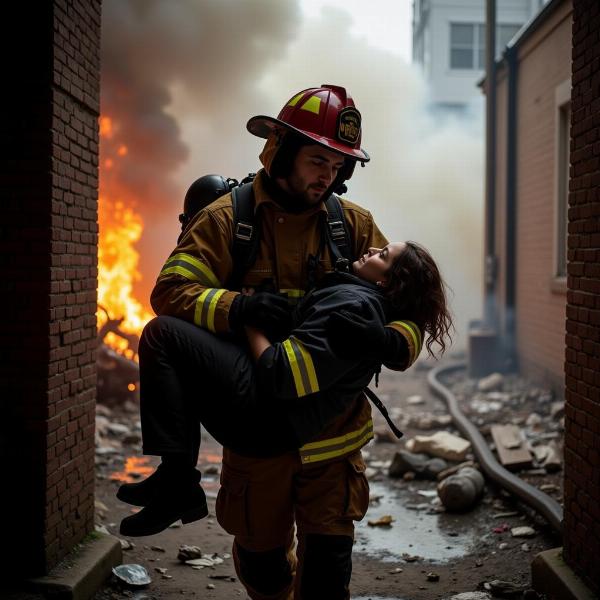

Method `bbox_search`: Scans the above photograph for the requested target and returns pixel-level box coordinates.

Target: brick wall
[564,0,600,592]
[516,3,571,389]
[489,1,572,389]
[0,1,101,576]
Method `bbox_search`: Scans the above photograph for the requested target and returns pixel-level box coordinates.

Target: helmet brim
[247,115,370,163]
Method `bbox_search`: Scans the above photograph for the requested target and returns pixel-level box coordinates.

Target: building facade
[487,0,572,388]
[413,0,546,112]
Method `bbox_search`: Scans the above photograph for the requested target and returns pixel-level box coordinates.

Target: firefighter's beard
[281,173,328,208]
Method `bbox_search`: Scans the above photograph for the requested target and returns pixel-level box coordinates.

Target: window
[449,23,522,70]
[553,78,571,285]
[450,23,484,69]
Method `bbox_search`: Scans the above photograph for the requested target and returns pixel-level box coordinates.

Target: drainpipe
[504,45,518,371]
[484,0,497,328]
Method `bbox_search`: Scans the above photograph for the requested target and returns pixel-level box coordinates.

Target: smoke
[101,1,483,349]
[100,0,301,300]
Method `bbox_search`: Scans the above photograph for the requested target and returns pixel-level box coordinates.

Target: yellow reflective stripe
[161,265,200,280]
[282,337,319,397]
[194,288,226,332]
[206,289,226,332]
[283,339,306,396]
[300,95,321,114]
[296,339,319,395]
[161,253,220,287]
[301,419,373,451]
[280,289,305,299]
[299,420,374,464]
[402,319,423,351]
[287,92,304,107]
[388,320,422,361]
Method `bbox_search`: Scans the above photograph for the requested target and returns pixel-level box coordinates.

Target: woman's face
[352,242,406,285]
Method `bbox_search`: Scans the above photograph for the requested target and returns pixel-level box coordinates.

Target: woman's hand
[244,324,272,361]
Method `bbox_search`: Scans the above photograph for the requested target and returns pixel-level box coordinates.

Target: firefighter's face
[353,242,406,285]
[279,145,345,205]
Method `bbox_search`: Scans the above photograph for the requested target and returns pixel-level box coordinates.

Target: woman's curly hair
[383,241,453,357]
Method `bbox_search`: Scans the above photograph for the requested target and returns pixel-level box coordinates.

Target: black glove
[230,292,293,339]
[326,309,389,360]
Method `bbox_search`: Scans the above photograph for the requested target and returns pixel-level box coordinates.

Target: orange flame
[98,116,153,357]
[110,456,155,483]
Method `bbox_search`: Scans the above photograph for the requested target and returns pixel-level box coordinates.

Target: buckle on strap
[235,222,253,241]
[328,220,346,241]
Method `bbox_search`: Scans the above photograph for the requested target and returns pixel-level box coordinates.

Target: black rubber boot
[119,476,208,537]
[116,464,201,506]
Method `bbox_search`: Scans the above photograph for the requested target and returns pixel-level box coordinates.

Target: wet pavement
[355,481,476,563]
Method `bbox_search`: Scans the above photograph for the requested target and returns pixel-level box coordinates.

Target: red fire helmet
[247,84,370,163]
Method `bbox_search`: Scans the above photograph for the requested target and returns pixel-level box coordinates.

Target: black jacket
[256,272,403,445]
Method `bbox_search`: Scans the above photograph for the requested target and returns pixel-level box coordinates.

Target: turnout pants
[139,316,370,598]
[217,448,370,600]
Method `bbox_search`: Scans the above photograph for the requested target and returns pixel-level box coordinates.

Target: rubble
[437,460,477,481]
[405,431,471,461]
[177,545,203,561]
[407,394,425,405]
[490,424,533,470]
[477,372,504,392]
[388,449,448,479]
[510,526,536,538]
[112,564,152,587]
[525,412,543,429]
[550,401,565,420]
[437,467,485,511]
[401,552,422,562]
[374,427,400,443]
[483,579,526,596]
[406,412,453,430]
[532,443,562,472]
[185,554,225,568]
[367,515,394,527]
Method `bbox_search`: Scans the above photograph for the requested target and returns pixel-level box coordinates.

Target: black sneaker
[119,483,208,537]
[117,465,201,506]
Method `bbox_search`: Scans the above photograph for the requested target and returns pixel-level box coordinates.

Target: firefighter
[120,85,422,600]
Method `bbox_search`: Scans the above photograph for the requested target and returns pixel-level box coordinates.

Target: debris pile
[446,371,564,482]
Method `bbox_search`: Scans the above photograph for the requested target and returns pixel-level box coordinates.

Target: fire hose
[428,362,563,536]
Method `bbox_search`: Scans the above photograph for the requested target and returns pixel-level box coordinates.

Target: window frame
[449,22,524,71]
[552,78,571,292]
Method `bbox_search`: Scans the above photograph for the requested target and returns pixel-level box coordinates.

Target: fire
[98,116,154,358]
[110,456,155,483]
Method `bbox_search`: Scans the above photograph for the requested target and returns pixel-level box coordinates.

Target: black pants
[139,316,297,461]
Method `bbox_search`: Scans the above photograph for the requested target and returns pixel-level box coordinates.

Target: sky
[100,0,484,350]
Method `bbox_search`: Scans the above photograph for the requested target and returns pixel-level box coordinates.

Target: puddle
[355,481,476,563]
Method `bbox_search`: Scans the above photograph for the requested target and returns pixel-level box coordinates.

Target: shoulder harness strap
[364,387,403,439]
[229,182,261,290]
[324,194,353,268]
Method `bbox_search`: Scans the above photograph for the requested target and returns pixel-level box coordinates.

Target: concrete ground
[91,361,562,600]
